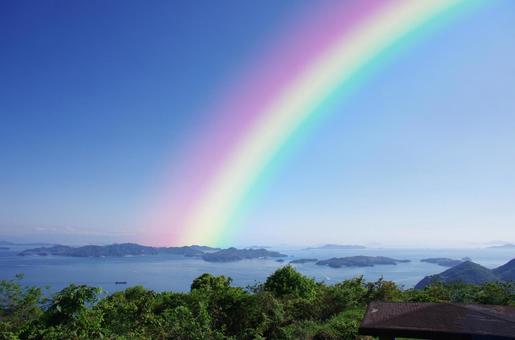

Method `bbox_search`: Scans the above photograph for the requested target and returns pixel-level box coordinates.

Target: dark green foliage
[0,274,44,338]
[191,273,232,291]
[1,268,513,339]
[404,281,515,305]
[263,265,317,298]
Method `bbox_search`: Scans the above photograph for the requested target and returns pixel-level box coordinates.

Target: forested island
[290,258,318,264]
[420,258,464,267]
[316,256,410,268]
[415,259,515,289]
[1,265,513,339]
[18,243,219,258]
[18,243,287,263]
[201,247,287,262]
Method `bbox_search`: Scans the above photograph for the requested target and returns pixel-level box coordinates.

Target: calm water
[0,245,513,295]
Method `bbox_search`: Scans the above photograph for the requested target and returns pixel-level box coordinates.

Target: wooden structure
[359,302,515,339]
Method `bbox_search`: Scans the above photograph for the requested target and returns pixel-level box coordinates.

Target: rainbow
[146,0,475,246]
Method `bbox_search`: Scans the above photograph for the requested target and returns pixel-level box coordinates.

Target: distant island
[316,256,410,268]
[290,258,318,264]
[487,243,515,249]
[415,259,515,289]
[246,245,271,249]
[201,247,287,262]
[0,240,55,246]
[420,258,464,267]
[18,243,220,258]
[304,244,366,250]
[0,246,9,250]
[19,243,287,263]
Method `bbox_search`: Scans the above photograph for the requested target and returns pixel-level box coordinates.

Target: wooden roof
[359,302,515,339]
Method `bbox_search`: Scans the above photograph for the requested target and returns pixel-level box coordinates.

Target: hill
[415,261,505,289]
[492,258,515,281]
[316,256,410,268]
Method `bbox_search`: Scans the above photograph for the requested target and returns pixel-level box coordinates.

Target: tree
[191,273,232,291]
[263,266,317,299]
[0,274,44,337]
[36,285,104,338]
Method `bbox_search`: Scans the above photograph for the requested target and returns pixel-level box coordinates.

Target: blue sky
[1,1,514,246]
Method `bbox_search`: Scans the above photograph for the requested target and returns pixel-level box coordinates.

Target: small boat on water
[115,281,127,285]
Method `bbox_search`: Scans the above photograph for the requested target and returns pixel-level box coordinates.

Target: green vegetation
[1,267,513,339]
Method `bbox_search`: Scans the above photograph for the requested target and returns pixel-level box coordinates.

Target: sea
[0,245,513,296]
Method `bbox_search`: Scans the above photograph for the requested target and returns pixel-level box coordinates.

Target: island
[415,258,515,289]
[18,243,220,258]
[290,258,318,264]
[304,244,366,250]
[201,247,287,262]
[488,243,515,249]
[420,258,464,267]
[316,256,410,268]
[0,240,54,246]
[246,245,271,249]
[19,243,288,262]
[0,246,9,250]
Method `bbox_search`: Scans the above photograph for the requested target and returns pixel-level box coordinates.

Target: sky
[1,1,515,247]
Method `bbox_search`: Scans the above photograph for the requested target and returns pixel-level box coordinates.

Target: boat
[115,281,127,285]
